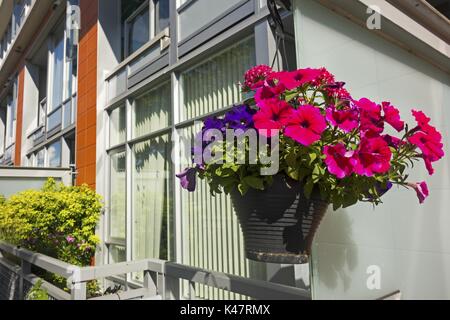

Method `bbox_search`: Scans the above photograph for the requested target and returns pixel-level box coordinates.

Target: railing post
[70,282,87,300]
[143,270,158,297]
[19,259,31,300]
[163,275,180,300]
[69,267,86,300]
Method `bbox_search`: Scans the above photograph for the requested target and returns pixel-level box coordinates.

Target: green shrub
[26,280,50,300]
[0,179,102,267]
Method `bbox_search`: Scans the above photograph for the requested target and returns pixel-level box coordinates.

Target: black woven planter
[230,174,329,264]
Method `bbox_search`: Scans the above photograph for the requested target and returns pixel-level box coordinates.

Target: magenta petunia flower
[382,102,404,132]
[354,98,384,134]
[409,132,444,162]
[355,137,392,177]
[243,65,273,90]
[412,109,431,127]
[253,100,294,136]
[323,143,358,178]
[408,110,444,175]
[326,105,359,133]
[382,134,403,148]
[269,68,322,90]
[284,105,327,146]
[66,235,75,243]
[408,181,429,204]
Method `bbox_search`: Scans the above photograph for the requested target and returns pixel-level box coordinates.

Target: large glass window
[121,0,170,59]
[52,35,65,110]
[132,134,171,275]
[48,140,62,167]
[109,150,127,241]
[155,0,170,34]
[126,3,150,56]
[36,149,45,167]
[133,82,170,138]
[110,105,126,147]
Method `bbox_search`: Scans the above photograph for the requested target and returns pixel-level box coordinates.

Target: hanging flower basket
[177,65,445,264]
[230,174,328,264]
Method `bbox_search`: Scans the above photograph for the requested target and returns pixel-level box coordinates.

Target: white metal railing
[0,241,311,300]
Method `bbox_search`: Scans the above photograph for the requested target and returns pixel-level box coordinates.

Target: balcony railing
[0,241,310,300]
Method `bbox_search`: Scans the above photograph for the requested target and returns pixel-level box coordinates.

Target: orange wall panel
[14,68,25,166]
[75,0,98,188]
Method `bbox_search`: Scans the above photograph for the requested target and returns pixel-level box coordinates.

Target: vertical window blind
[133,83,171,139]
[109,150,127,241]
[132,134,171,282]
[181,37,256,122]
[179,37,266,300]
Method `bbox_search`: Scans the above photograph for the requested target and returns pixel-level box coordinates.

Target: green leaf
[243,176,265,190]
[285,167,300,181]
[238,183,249,195]
[284,91,299,102]
[303,179,314,199]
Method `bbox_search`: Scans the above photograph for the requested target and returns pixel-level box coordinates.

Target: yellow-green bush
[0,179,102,267]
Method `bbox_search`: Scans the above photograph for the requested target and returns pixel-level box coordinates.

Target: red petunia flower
[354,98,384,134]
[324,143,358,179]
[355,136,392,177]
[284,105,327,146]
[326,105,359,133]
[382,102,404,132]
[269,68,322,90]
[253,100,294,136]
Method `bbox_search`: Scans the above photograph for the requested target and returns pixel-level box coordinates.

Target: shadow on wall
[312,210,358,292]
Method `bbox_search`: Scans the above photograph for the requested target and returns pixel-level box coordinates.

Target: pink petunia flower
[269,68,322,90]
[355,136,392,177]
[354,98,384,135]
[326,105,359,133]
[253,100,294,136]
[407,181,429,204]
[243,65,273,91]
[382,102,404,132]
[324,143,358,178]
[284,105,327,146]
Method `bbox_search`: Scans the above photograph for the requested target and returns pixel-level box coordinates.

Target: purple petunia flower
[224,105,256,131]
[203,117,225,132]
[176,167,197,192]
[66,235,75,243]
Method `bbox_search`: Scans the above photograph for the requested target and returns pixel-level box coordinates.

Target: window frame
[124,0,152,58]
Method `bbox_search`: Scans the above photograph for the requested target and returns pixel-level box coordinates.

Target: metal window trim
[105,28,169,82]
[26,125,75,156]
[176,0,198,14]
[177,0,255,57]
[127,51,170,88]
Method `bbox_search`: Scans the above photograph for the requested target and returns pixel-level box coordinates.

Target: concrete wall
[294,0,450,299]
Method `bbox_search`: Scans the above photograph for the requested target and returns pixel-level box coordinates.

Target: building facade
[0,0,449,299]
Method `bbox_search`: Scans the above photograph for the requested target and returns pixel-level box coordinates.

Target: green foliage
[26,280,50,300]
[0,179,102,267]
